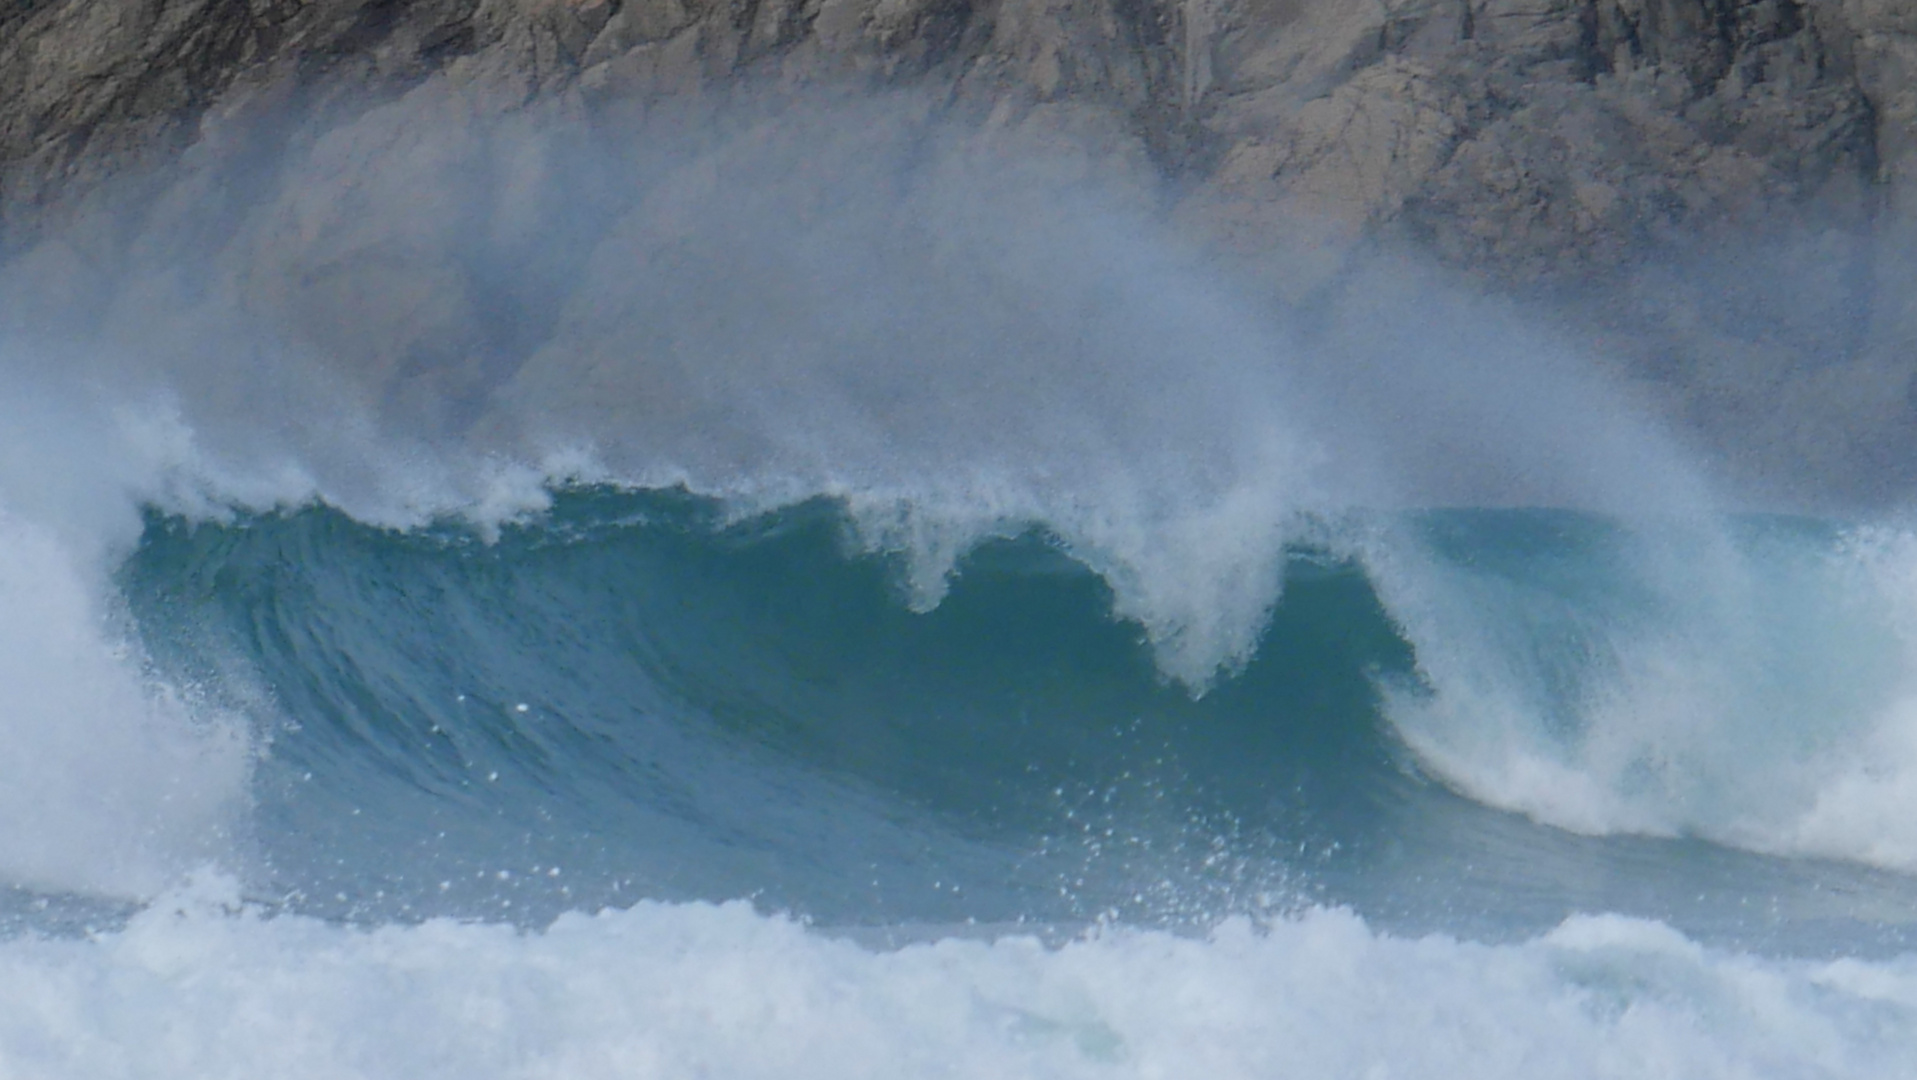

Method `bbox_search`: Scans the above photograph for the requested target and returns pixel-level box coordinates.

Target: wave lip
[73,491,1917,945]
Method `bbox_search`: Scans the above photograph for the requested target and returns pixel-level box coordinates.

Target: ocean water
[3,92,1917,1076]
[11,486,1917,1077]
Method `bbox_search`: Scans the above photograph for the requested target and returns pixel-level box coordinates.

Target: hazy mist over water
[6,83,1917,1079]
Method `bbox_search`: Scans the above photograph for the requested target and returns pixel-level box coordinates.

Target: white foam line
[5,876,1913,1079]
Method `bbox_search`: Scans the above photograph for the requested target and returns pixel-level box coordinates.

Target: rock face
[1,0,1915,500]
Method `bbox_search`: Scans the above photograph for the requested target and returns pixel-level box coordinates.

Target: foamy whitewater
[3,91,1917,1076]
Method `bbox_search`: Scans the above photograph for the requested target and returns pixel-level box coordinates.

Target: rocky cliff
[2,0,1914,500]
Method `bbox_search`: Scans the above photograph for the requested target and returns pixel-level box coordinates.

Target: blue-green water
[107,490,1917,954]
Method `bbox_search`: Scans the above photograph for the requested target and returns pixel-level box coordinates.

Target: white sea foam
[0,381,259,899]
[1367,514,1917,874]
[0,511,245,897]
[3,877,1912,1079]
[1775,527,1917,868]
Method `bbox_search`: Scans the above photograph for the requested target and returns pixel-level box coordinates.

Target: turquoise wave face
[117,490,1917,952]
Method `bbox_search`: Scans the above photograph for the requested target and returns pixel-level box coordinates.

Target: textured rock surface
[1,0,1915,500]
